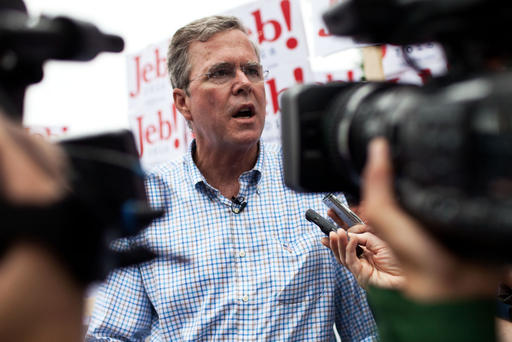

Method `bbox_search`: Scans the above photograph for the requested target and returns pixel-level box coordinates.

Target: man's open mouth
[233,105,255,118]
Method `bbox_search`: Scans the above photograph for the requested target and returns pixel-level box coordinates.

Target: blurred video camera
[281,0,512,262]
[0,3,163,284]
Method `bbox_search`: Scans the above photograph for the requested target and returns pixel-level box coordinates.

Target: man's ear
[173,88,192,122]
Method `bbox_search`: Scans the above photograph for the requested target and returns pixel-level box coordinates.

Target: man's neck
[193,141,259,199]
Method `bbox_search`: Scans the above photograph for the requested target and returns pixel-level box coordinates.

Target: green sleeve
[367,286,496,342]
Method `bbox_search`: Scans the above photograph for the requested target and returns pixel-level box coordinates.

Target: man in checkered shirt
[87,15,378,342]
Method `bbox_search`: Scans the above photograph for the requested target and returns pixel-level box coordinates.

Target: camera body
[0,4,161,283]
[281,0,512,262]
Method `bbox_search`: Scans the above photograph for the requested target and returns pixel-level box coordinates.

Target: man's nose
[232,69,252,95]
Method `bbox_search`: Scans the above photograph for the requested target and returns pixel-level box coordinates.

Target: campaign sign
[128,104,192,170]
[225,0,309,66]
[313,65,364,84]
[262,59,314,143]
[126,40,193,170]
[224,0,313,144]
[127,40,171,109]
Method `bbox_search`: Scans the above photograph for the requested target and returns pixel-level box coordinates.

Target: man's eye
[245,67,261,77]
[210,68,232,78]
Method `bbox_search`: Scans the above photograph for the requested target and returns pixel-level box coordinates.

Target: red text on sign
[129,48,167,98]
[251,0,298,50]
[135,105,180,157]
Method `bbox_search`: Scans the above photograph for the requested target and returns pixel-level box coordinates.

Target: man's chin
[226,133,261,149]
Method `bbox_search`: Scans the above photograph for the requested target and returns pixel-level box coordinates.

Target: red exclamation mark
[281,0,298,50]
[293,67,303,83]
[347,70,354,81]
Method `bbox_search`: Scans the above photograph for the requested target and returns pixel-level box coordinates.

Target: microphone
[231,196,247,214]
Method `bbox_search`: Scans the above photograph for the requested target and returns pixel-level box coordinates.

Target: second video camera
[281,0,512,262]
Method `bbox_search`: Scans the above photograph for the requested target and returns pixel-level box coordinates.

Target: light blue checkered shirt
[87,141,378,342]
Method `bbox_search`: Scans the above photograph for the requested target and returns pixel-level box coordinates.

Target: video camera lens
[321,82,417,192]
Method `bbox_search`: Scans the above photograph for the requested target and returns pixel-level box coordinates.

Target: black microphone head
[103,34,124,53]
[305,209,316,222]
[51,16,125,61]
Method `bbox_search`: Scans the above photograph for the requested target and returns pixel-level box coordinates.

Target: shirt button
[239,251,246,258]
[242,295,249,302]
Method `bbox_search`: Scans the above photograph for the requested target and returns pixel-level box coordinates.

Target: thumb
[363,138,396,213]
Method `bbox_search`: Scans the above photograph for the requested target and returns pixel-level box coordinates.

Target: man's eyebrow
[208,62,232,70]
[208,61,260,69]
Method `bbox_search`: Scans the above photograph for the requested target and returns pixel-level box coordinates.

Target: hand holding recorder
[315,194,405,290]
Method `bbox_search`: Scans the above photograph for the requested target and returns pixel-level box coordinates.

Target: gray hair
[167,15,260,92]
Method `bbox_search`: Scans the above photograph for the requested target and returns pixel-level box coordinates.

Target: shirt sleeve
[333,259,379,342]
[85,265,153,342]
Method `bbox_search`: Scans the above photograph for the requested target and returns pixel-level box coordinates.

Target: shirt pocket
[272,229,331,304]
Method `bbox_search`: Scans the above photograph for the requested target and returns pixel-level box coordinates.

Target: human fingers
[320,237,330,249]
[329,230,350,267]
[328,231,343,266]
[344,234,363,272]
[347,224,373,234]
[362,139,396,218]
[348,231,381,252]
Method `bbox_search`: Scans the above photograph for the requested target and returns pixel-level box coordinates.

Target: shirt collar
[184,140,205,187]
[184,140,264,194]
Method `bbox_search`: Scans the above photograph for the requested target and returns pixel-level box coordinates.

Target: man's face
[175,29,266,152]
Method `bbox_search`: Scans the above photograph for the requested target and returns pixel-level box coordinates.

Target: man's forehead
[188,30,258,66]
